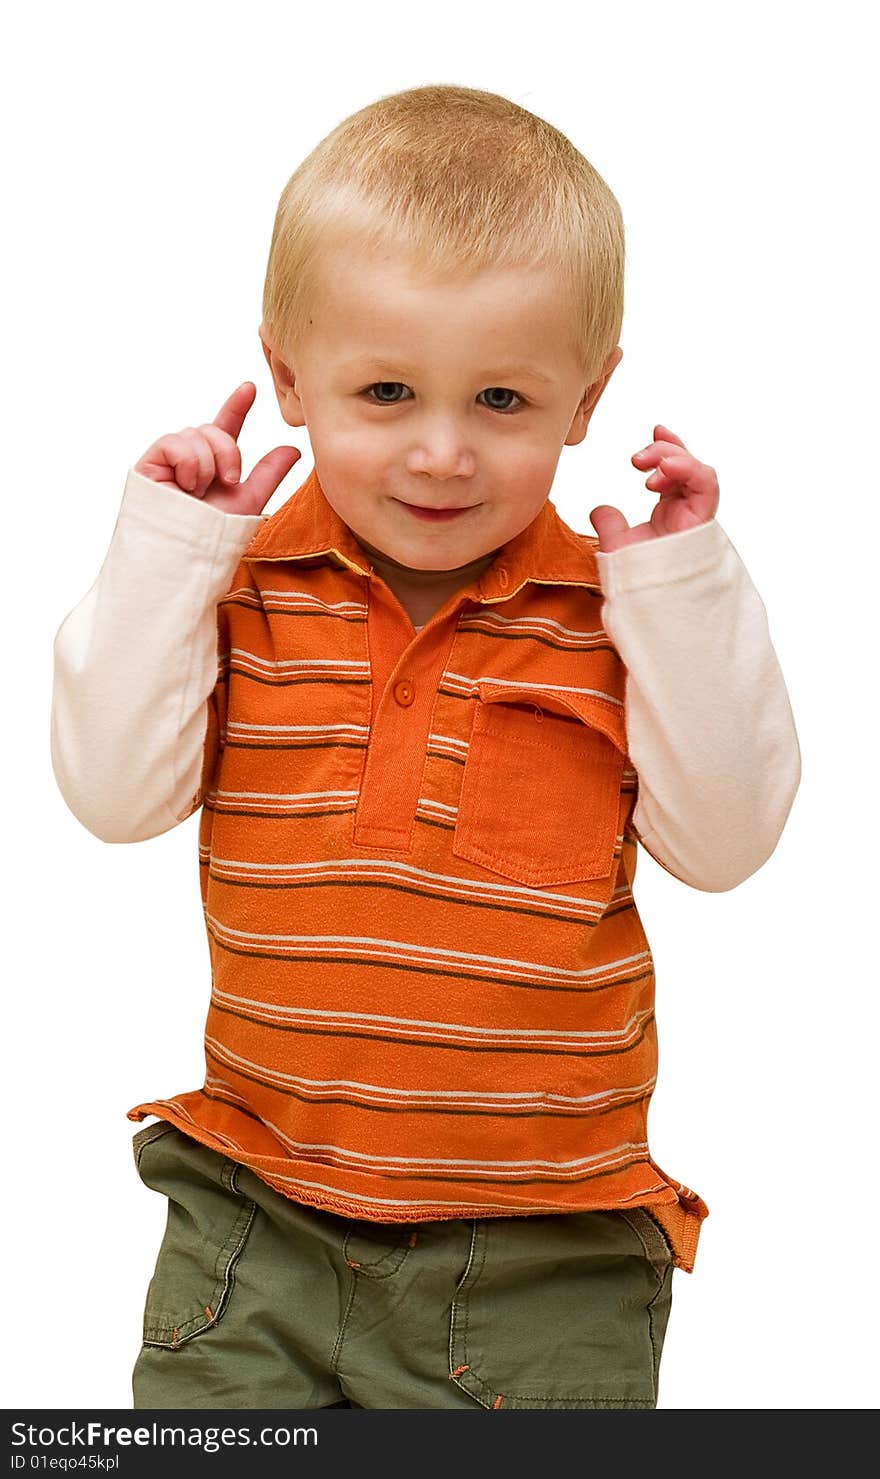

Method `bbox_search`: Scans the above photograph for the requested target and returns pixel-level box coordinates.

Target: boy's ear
[564,345,623,447]
[258,324,307,428]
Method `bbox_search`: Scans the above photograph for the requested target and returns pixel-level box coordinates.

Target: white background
[5,0,877,1411]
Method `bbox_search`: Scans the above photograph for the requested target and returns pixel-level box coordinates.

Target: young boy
[50,84,800,1410]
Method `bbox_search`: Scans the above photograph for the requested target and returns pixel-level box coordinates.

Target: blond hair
[261,83,624,386]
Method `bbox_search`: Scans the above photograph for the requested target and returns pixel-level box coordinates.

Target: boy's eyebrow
[341,356,556,385]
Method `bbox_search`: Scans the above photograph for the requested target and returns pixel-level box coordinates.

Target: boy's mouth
[394,500,475,522]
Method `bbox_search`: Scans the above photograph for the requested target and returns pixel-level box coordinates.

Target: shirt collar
[241,465,603,596]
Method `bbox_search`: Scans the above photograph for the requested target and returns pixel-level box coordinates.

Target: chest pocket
[452,681,627,889]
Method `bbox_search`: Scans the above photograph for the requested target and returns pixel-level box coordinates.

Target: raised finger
[212,381,257,442]
[632,436,692,468]
[653,424,687,449]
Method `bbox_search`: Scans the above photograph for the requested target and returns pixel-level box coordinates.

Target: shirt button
[497,566,509,589]
[394,680,415,706]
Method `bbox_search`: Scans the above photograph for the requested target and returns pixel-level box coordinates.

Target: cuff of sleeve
[594,517,728,595]
[119,467,267,556]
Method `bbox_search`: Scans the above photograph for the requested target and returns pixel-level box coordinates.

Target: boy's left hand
[589,424,720,553]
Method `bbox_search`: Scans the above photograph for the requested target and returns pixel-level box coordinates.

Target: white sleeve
[595,518,802,892]
[50,468,266,843]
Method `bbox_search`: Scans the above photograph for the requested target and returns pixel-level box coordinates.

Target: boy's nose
[406,441,476,479]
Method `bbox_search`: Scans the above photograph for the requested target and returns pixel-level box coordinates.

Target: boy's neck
[355,536,499,590]
[353,536,501,630]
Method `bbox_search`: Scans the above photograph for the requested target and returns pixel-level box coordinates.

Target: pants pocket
[448,1210,674,1409]
[132,1121,257,1350]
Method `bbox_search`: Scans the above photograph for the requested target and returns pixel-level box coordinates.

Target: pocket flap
[476,681,628,757]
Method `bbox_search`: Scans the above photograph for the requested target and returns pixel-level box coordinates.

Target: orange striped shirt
[127,466,709,1270]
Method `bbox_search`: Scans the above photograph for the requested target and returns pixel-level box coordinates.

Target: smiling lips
[396,500,474,521]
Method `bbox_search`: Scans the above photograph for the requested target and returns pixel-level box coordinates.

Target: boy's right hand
[134,381,302,517]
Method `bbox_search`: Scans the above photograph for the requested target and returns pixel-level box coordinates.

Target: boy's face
[260,244,621,574]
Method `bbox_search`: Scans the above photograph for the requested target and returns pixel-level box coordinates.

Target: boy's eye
[365,381,408,405]
[363,382,523,413]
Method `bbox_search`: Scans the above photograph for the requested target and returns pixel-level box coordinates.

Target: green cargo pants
[131,1119,675,1410]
